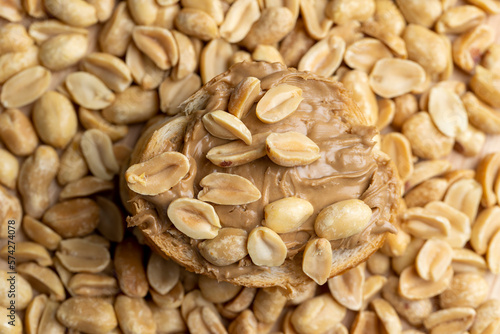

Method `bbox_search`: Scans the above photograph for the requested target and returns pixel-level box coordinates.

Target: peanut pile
[0,0,499,333]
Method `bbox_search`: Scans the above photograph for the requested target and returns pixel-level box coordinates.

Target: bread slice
[125,62,400,295]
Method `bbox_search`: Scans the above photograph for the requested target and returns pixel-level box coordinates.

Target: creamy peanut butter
[127,61,399,284]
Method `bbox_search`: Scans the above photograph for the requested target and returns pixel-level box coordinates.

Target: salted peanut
[44,0,97,27]
[0,242,51,267]
[315,199,372,240]
[199,276,241,304]
[203,110,253,144]
[0,45,39,84]
[482,44,500,72]
[372,0,405,36]
[371,299,402,334]
[37,300,64,334]
[81,53,132,93]
[252,287,287,324]
[404,178,448,208]
[198,173,261,205]
[399,265,453,300]
[362,275,387,305]
[470,65,500,109]
[200,38,233,84]
[467,0,500,13]
[0,149,18,189]
[56,238,110,273]
[392,94,418,130]
[436,5,486,34]
[95,197,125,243]
[279,20,315,68]
[147,252,180,295]
[0,270,32,311]
[402,112,454,160]
[0,0,23,22]
[395,0,442,27]
[341,70,378,126]
[256,84,303,124]
[301,238,332,285]
[0,24,33,55]
[300,0,333,40]
[79,108,128,142]
[181,289,219,320]
[170,30,196,80]
[66,72,115,110]
[328,265,364,311]
[81,129,119,181]
[22,216,61,251]
[52,257,72,293]
[390,236,424,275]
[327,20,363,47]
[228,77,261,119]
[366,251,390,276]
[25,294,47,334]
[455,124,486,157]
[199,228,248,266]
[344,38,392,73]
[43,198,99,238]
[266,132,320,167]
[175,8,218,41]
[382,276,432,326]
[298,35,345,78]
[477,153,500,207]
[471,206,500,254]
[127,0,158,25]
[18,146,59,219]
[150,303,186,334]
[291,294,346,334]
[462,92,500,135]
[381,134,413,183]
[242,6,294,49]
[376,99,395,130]
[67,273,119,297]
[187,306,226,334]
[471,300,500,334]
[487,229,500,274]
[59,176,113,200]
[57,297,118,333]
[114,238,149,298]
[247,226,287,267]
[455,24,495,73]
[159,74,201,115]
[415,239,452,281]
[125,42,165,89]
[452,248,488,273]
[439,34,454,81]
[405,159,452,192]
[39,33,88,71]
[401,207,451,239]
[439,273,488,309]
[0,66,51,108]
[220,0,260,43]
[427,200,471,248]
[206,132,268,168]
[28,20,88,44]
[351,311,379,334]
[103,86,159,124]
[126,152,189,196]
[228,309,257,334]
[252,44,284,64]
[264,197,313,233]
[420,80,467,111]
[382,220,411,258]
[424,307,476,334]
[57,134,88,186]
[325,0,375,24]
[403,24,448,78]
[369,59,426,99]
[18,262,65,301]
[230,50,253,66]
[99,2,135,57]
[360,21,407,59]
[223,287,257,316]
[132,26,178,71]
[115,295,156,334]
[33,91,78,148]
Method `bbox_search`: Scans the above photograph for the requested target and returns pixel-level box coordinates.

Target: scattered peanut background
[0,0,500,333]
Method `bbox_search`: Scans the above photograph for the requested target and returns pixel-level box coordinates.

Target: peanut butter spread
[127,61,399,286]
